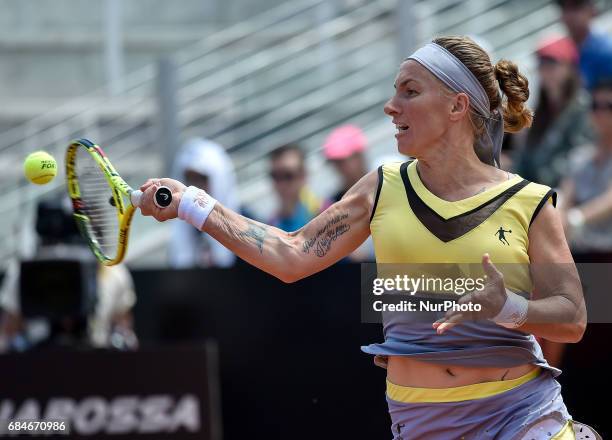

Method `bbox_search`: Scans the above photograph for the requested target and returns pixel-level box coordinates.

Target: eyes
[391,80,420,98]
[396,88,418,99]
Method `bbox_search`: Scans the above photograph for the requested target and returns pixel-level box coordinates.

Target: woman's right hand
[138,178,187,222]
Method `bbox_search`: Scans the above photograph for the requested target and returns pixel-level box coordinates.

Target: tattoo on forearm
[217,211,268,254]
[302,213,350,257]
[238,220,268,254]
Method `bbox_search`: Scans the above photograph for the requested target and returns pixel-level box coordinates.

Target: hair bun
[494,59,533,132]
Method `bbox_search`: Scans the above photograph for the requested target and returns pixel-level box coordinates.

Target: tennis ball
[24,151,57,185]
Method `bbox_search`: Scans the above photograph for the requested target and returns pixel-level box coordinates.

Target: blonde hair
[432,35,533,135]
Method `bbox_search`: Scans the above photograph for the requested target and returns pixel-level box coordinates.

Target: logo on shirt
[495,226,512,245]
[395,423,405,439]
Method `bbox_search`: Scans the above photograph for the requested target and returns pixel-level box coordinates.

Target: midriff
[387,355,538,388]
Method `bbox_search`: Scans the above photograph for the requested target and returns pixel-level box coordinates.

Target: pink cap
[323,125,367,160]
[536,35,579,65]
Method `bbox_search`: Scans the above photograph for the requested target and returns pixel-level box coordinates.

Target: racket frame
[65,138,136,265]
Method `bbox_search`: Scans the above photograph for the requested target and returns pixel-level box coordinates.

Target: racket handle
[154,186,173,208]
[130,187,173,209]
[130,190,143,207]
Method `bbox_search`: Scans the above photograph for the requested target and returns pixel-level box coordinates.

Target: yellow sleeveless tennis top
[369,160,557,294]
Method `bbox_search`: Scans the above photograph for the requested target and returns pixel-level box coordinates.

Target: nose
[384,96,399,117]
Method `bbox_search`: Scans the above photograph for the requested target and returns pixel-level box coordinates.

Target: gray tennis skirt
[386,369,571,439]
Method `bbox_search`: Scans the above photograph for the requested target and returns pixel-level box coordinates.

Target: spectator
[0,197,137,352]
[322,125,375,262]
[513,36,592,187]
[323,125,368,203]
[169,138,238,268]
[558,0,612,90]
[268,144,321,231]
[559,78,612,259]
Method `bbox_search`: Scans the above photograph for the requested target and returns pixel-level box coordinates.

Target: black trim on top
[529,189,557,227]
[399,161,530,242]
[369,165,384,223]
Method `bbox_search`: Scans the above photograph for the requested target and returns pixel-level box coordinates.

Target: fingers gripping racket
[66,138,172,265]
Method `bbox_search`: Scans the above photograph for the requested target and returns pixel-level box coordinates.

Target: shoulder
[372,160,410,192]
[515,179,557,206]
[528,199,573,263]
[506,177,558,230]
[343,168,380,203]
[360,161,408,215]
[338,166,393,223]
[380,160,410,177]
[519,178,566,254]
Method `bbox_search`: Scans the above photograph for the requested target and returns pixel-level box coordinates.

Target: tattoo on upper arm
[238,220,268,254]
[302,213,350,257]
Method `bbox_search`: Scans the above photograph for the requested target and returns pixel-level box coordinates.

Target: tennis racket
[65,138,172,265]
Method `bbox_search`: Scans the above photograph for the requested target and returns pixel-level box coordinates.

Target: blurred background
[1,0,612,438]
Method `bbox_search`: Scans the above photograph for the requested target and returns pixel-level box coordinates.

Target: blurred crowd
[509,0,612,261]
[174,0,612,268]
[2,0,612,360]
[171,0,612,269]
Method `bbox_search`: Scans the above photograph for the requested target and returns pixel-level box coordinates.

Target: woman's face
[538,57,573,97]
[384,60,457,157]
[590,88,612,140]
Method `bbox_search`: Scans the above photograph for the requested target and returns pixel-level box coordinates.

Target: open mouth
[395,124,409,132]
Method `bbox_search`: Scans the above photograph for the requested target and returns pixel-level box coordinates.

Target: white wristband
[492,289,529,329]
[178,186,217,229]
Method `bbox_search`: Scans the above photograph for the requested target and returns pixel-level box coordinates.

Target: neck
[415,136,504,200]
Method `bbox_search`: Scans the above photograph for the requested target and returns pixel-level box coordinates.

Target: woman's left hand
[433,253,508,334]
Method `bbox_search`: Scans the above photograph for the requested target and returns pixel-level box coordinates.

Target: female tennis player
[138,36,596,439]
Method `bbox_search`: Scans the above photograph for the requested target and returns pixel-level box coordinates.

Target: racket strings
[75,148,121,259]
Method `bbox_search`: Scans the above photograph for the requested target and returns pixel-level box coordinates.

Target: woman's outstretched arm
[138,170,378,282]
